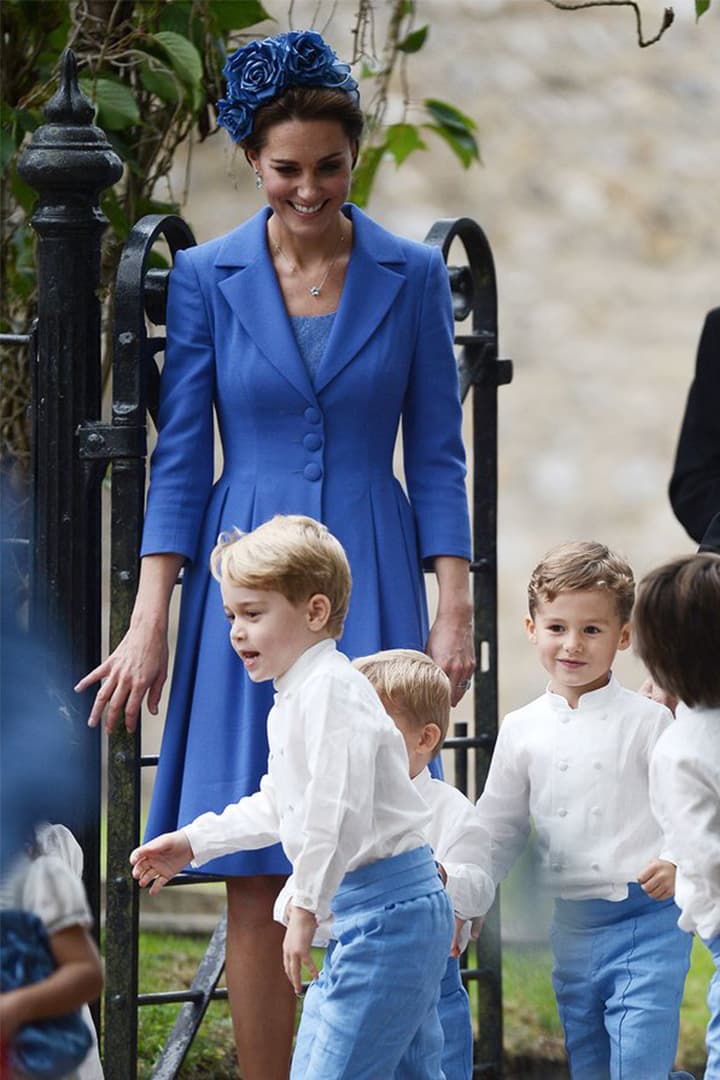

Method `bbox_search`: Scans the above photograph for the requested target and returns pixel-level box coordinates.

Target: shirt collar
[412,766,434,793]
[274,638,337,696]
[545,672,621,712]
[675,701,720,723]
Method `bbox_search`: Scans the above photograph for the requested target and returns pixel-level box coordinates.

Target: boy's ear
[306,593,332,631]
[420,723,443,756]
[525,614,537,643]
[617,622,632,652]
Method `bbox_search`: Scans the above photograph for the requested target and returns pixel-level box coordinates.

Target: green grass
[135,933,713,1077]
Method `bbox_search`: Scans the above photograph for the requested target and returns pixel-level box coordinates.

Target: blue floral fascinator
[217,30,360,144]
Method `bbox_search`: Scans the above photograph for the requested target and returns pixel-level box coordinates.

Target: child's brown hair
[528,540,635,623]
[633,553,720,709]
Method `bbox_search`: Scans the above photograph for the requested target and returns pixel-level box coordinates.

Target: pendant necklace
[271,224,344,298]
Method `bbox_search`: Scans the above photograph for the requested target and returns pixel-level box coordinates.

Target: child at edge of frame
[275,647,496,1080]
[635,553,720,1080]
[128,513,454,1080]
[474,539,695,1080]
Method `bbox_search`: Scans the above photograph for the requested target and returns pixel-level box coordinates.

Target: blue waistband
[440,955,463,995]
[331,845,443,917]
[554,882,677,929]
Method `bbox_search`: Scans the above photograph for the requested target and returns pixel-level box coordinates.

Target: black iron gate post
[17,49,123,935]
[425,218,513,1079]
[104,214,196,1079]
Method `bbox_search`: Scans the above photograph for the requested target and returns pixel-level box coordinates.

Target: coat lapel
[214,205,408,400]
[215,209,316,403]
[314,206,407,393]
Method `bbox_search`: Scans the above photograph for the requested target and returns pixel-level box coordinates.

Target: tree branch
[544,1,675,48]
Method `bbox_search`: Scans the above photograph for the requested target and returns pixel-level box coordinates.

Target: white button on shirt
[183,639,431,922]
[650,703,720,940]
[475,676,674,900]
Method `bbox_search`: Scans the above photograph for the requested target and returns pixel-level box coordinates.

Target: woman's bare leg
[225,874,297,1079]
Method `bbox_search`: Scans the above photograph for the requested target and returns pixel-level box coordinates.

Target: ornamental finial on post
[18,47,123,217]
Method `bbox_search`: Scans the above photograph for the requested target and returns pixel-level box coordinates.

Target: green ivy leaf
[152,31,204,89]
[422,97,480,167]
[695,0,710,17]
[350,144,385,209]
[397,25,428,54]
[384,123,427,166]
[139,58,184,106]
[158,1,193,37]
[423,124,480,169]
[78,77,141,131]
[100,189,131,241]
[424,98,477,136]
[210,0,273,31]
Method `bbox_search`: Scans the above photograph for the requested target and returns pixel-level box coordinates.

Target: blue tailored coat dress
[141,203,472,876]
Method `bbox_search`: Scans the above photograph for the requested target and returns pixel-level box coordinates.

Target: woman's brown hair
[242,85,363,157]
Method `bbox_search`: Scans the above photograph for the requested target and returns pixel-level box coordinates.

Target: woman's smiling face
[247,118,355,238]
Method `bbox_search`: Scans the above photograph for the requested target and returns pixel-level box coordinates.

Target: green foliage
[138,930,712,1075]
[696,0,711,18]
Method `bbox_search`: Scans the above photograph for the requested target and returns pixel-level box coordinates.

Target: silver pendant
[309,285,321,297]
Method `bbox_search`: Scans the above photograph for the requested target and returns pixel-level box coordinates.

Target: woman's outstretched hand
[74,623,169,734]
[74,552,183,734]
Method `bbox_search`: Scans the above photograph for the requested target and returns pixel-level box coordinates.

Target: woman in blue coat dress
[78,30,473,1078]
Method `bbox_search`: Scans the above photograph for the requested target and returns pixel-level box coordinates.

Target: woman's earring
[255,171,263,190]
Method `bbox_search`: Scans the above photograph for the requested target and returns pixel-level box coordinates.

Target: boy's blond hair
[634,553,720,709]
[353,649,451,746]
[528,540,635,623]
[210,514,351,639]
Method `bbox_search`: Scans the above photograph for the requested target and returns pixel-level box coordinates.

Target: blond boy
[278,648,493,1080]
[130,515,453,1080]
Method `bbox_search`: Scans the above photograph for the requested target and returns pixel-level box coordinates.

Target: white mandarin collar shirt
[650,703,720,940]
[475,675,674,901]
[275,764,495,946]
[184,639,430,921]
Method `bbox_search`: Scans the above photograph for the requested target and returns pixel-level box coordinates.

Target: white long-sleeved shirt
[650,703,720,940]
[475,676,673,901]
[275,764,495,944]
[183,639,431,922]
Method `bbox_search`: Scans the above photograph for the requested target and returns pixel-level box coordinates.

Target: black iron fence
[12,47,512,1080]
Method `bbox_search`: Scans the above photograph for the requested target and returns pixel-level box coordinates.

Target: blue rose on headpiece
[223,37,288,105]
[217,29,359,144]
[286,30,358,98]
[215,97,255,144]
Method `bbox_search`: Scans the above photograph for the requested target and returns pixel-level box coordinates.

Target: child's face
[221,580,329,682]
[525,588,631,708]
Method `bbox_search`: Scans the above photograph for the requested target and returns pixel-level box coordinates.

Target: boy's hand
[130,831,193,895]
[450,916,467,958]
[283,906,319,995]
[638,858,676,900]
[470,915,485,940]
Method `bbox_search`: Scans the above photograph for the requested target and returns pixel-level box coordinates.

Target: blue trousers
[551,884,692,1080]
[438,955,473,1080]
[705,934,720,1079]
[291,845,454,1080]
